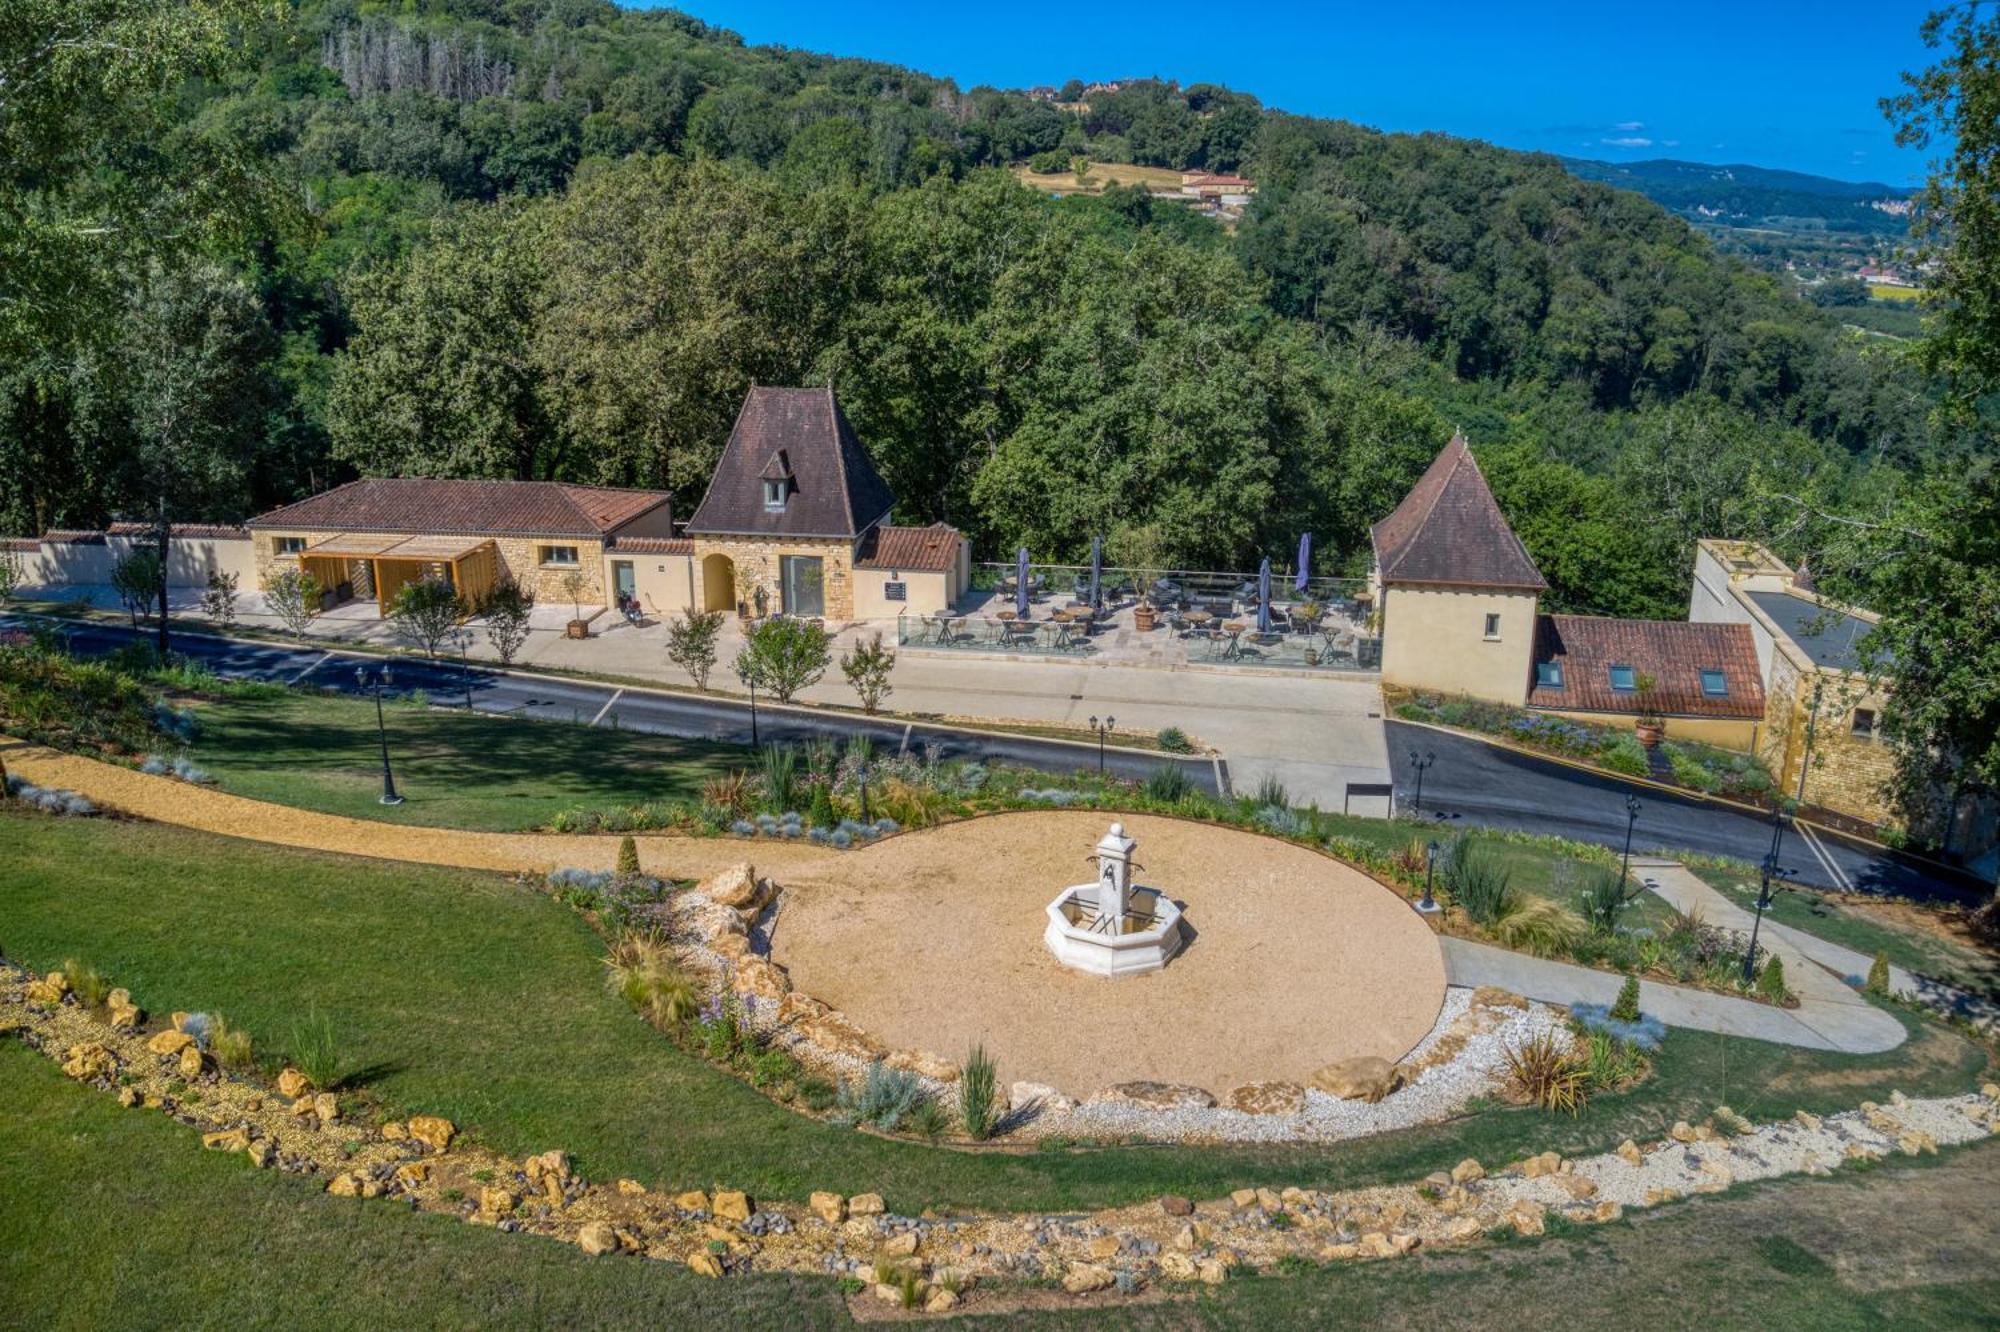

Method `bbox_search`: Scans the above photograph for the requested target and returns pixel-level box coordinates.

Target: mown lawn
[6,1040,1998,1330]
[179,686,739,831]
[1691,863,2000,1000]
[4,808,1988,1218]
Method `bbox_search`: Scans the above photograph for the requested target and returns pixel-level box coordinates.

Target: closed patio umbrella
[1257,557,1272,635]
[1015,546,1030,618]
[1295,532,1312,593]
[1089,535,1103,610]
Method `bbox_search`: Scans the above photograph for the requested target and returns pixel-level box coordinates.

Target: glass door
[780,555,824,617]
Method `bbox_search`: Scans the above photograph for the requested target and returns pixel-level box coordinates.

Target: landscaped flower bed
[1390,688,1777,802]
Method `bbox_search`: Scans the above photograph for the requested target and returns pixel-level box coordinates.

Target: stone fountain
[1043,822,1185,977]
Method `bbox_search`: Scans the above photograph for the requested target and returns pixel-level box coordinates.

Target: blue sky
[669,1,1941,184]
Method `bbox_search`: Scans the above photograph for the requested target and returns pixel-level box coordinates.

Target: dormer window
[763,479,787,511]
[760,448,793,511]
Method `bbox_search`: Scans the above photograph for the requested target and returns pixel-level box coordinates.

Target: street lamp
[1417,838,1442,914]
[1407,749,1436,818]
[355,663,404,806]
[1741,849,1792,987]
[857,755,871,824]
[453,629,474,711]
[747,678,759,747]
[1088,715,1117,776]
[1619,794,1642,885]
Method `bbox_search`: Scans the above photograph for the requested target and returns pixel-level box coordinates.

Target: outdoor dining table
[1183,610,1214,627]
[923,614,961,645]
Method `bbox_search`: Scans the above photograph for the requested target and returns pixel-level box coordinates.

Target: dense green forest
[0,0,1971,619]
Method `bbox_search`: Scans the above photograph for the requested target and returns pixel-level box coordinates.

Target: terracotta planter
[1635,721,1664,747]
[1133,604,1157,632]
[566,619,590,640]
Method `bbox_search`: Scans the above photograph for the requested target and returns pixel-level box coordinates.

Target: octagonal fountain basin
[1043,822,1186,978]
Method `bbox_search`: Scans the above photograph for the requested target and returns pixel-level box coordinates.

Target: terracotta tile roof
[608,536,694,555]
[40,529,105,545]
[1371,435,1546,591]
[105,522,248,539]
[1527,614,1765,719]
[2,537,39,553]
[685,387,897,539]
[854,522,964,573]
[246,478,672,539]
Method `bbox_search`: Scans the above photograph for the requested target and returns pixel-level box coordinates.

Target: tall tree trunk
[154,492,171,658]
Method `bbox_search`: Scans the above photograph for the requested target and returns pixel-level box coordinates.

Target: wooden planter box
[566,619,590,640]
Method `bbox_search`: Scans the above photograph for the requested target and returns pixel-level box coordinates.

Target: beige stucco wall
[1534,707,1759,752]
[20,535,254,590]
[607,552,699,618]
[1379,584,1539,704]
[851,568,953,619]
[692,535,856,621]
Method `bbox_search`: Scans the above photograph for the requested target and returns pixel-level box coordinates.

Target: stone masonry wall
[694,535,855,621]
[1759,650,1899,827]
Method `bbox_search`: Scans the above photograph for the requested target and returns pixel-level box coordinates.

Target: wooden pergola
[298,533,500,616]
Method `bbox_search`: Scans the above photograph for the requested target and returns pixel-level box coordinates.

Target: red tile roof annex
[1527,614,1765,719]
[246,478,672,539]
[607,536,694,555]
[854,522,964,573]
[1371,435,1547,591]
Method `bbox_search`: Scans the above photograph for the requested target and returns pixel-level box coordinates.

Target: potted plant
[1633,672,1665,746]
[1108,524,1165,632]
[560,570,590,639]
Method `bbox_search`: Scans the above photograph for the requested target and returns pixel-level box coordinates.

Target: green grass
[1690,864,2000,1001]
[4,807,1988,1218]
[179,687,739,831]
[5,1038,1998,1329]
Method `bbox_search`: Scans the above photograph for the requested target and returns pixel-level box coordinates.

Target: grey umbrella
[1295,532,1312,593]
[1257,557,1272,635]
[1016,546,1030,618]
[1089,535,1103,610]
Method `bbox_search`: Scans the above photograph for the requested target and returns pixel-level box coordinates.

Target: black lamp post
[857,756,871,824]
[748,678,759,747]
[1088,714,1116,776]
[1619,794,1642,885]
[1418,838,1442,914]
[1407,749,1435,817]
[355,663,403,806]
[454,629,474,711]
[1741,849,1791,987]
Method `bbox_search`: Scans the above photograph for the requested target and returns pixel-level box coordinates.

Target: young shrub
[1156,726,1193,754]
[1757,954,1792,1004]
[62,957,110,1011]
[1578,1027,1648,1093]
[733,616,833,703]
[839,632,896,714]
[809,781,838,829]
[701,770,750,816]
[478,579,535,666]
[604,931,699,1028]
[1865,950,1890,996]
[616,834,641,878]
[288,1010,341,1089]
[1489,896,1588,957]
[959,1045,998,1140]
[388,578,466,660]
[1610,973,1642,1023]
[907,1096,950,1142]
[1142,765,1193,804]
[109,548,162,628]
[262,568,323,640]
[1501,1030,1585,1114]
[665,609,725,690]
[1253,773,1289,808]
[199,570,239,630]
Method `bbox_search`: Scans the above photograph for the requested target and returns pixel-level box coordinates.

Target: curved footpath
[4,743,1919,1055]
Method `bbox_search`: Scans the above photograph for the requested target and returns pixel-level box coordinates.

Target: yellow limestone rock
[406,1115,456,1152]
[395,1161,430,1186]
[380,1121,408,1141]
[177,1045,209,1079]
[1615,1139,1645,1166]
[147,1029,195,1056]
[246,1139,276,1169]
[1062,1263,1115,1294]
[1087,1235,1122,1261]
[1450,1158,1486,1185]
[61,1043,117,1081]
[881,1231,920,1257]
[1507,1200,1547,1237]
[276,1067,311,1099]
[847,1192,885,1216]
[712,1189,752,1222]
[617,1178,648,1197]
[687,1252,724,1279]
[675,1190,711,1213]
[202,1128,251,1153]
[480,1186,518,1216]
[809,1191,846,1223]
[576,1223,620,1257]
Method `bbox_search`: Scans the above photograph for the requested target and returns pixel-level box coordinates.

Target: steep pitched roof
[685,387,897,539]
[854,522,964,573]
[1527,615,1765,719]
[1371,435,1547,591]
[246,479,671,539]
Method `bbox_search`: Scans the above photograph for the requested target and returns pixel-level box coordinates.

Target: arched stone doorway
[700,552,736,614]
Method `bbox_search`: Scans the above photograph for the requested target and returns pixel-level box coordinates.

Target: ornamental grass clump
[604,930,699,1029]
[1610,974,1642,1023]
[1577,864,1642,934]
[208,1014,254,1070]
[61,957,110,1011]
[838,1061,925,1132]
[1441,835,1516,925]
[1488,896,1588,957]
[1156,726,1194,753]
[1143,765,1194,803]
[288,1010,342,1090]
[959,1045,998,1140]
[1501,1029,1585,1115]
[757,744,797,812]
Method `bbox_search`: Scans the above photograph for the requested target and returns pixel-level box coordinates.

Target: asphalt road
[1386,720,1984,905]
[8,617,1224,794]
